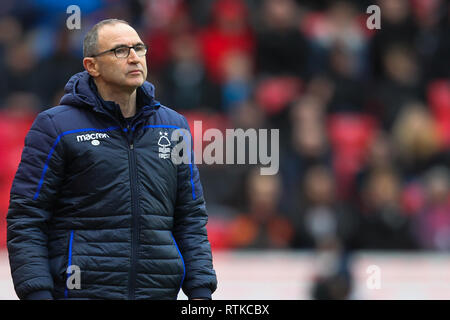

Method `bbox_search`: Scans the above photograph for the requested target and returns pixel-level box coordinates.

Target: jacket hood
[59,71,159,110]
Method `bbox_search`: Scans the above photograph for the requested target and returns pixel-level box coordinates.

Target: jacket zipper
[127,125,140,300]
[93,104,147,299]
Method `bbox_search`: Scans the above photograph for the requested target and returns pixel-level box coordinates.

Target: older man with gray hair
[7,18,217,300]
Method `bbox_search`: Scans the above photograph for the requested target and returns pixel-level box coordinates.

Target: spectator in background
[303,0,368,76]
[412,0,449,83]
[280,95,332,215]
[229,99,266,131]
[0,15,23,78]
[227,168,294,249]
[196,99,269,218]
[198,0,254,84]
[1,92,40,117]
[160,33,219,111]
[220,50,254,111]
[255,0,309,78]
[370,0,419,79]
[325,41,367,113]
[392,102,447,180]
[2,39,40,105]
[33,27,83,107]
[425,1,450,79]
[143,1,193,77]
[375,45,424,130]
[355,131,398,203]
[359,168,418,250]
[303,73,336,107]
[292,165,361,250]
[413,166,450,250]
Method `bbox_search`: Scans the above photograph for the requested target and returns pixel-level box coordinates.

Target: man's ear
[83,57,100,77]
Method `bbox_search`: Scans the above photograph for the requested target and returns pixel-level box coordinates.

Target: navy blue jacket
[6,71,217,300]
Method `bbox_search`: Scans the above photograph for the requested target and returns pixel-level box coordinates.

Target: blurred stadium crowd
[0,0,449,262]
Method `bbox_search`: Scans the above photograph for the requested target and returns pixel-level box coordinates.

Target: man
[6,19,217,300]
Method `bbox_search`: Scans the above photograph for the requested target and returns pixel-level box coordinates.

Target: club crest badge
[158,131,171,159]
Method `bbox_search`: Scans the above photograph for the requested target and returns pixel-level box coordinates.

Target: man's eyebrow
[111,42,145,49]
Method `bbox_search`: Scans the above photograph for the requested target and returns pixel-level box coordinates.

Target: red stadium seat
[427,79,450,148]
[0,113,35,248]
[180,111,230,155]
[327,113,378,198]
[300,12,326,38]
[255,76,302,116]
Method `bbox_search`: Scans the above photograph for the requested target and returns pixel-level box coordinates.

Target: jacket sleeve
[172,116,217,300]
[7,112,65,300]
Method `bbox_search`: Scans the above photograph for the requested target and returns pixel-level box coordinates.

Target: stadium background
[0,0,449,299]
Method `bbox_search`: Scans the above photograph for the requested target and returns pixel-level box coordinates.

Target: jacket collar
[59,71,161,118]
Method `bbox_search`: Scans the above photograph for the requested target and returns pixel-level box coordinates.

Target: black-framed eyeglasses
[90,44,148,59]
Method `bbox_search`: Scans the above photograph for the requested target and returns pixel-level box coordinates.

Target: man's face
[90,23,148,90]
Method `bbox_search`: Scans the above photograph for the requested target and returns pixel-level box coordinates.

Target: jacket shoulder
[154,104,189,129]
[41,104,81,120]
[38,105,91,134]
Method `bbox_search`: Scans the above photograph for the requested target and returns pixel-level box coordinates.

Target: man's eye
[134,45,145,52]
[115,47,128,55]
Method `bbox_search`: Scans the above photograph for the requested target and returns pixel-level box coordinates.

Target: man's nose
[127,48,140,62]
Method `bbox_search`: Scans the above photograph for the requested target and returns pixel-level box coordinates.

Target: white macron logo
[76,133,110,146]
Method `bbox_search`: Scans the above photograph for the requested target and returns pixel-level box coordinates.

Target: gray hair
[83,19,129,57]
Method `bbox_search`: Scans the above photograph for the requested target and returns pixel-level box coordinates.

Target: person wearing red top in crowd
[197,0,254,84]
